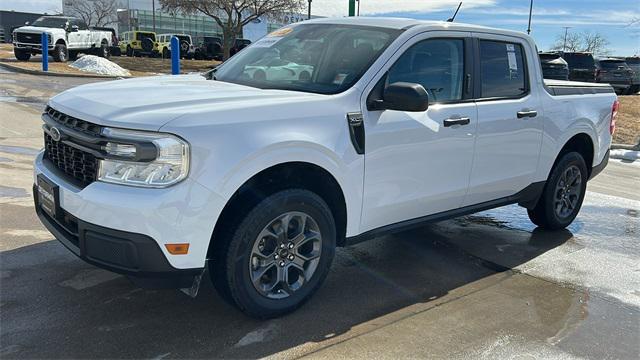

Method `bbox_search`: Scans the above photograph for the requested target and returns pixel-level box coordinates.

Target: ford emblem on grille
[50,127,62,142]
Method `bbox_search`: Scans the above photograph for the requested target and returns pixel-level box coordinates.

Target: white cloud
[467,7,570,16]
[311,0,497,18]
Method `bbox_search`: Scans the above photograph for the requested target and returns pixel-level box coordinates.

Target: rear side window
[479,40,527,98]
[388,38,465,102]
[599,61,629,70]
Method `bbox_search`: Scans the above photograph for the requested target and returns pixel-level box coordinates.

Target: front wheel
[52,43,67,62]
[14,48,31,61]
[527,151,588,230]
[210,189,336,318]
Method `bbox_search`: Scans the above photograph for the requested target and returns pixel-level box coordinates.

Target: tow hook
[180,268,205,298]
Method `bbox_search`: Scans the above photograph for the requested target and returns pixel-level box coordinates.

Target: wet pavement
[1,69,639,359]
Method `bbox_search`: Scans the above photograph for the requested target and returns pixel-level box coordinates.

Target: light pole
[562,26,572,52]
[308,0,312,20]
[152,0,156,32]
[357,0,360,16]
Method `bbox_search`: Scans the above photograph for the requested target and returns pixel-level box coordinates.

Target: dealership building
[61,0,315,43]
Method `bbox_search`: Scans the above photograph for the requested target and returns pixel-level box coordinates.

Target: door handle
[517,110,538,118]
[443,117,471,127]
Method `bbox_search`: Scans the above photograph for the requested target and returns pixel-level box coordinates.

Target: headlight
[97,127,189,188]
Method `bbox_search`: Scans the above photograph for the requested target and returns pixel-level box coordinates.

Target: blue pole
[171,36,180,75]
[41,33,48,72]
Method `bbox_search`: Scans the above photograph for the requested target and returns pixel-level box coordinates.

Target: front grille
[45,106,102,137]
[16,32,45,45]
[44,132,98,188]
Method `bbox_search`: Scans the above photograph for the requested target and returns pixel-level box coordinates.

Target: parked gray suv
[624,57,640,94]
[596,58,635,95]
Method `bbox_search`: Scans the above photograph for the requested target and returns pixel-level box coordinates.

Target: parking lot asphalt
[1,70,639,359]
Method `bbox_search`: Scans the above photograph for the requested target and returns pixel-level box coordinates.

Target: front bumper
[33,151,226,286]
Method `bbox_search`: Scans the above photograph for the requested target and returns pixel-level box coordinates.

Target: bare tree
[581,31,610,55]
[552,32,581,52]
[160,0,306,60]
[551,30,610,55]
[67,0,118,27]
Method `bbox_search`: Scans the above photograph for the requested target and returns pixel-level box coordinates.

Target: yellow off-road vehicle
[119,31,159,57]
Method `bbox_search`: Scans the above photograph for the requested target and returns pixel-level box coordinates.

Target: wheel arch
[551,132,596,178]
[207,161,349,260]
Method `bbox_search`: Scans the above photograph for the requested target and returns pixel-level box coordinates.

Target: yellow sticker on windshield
[269,28,293,37]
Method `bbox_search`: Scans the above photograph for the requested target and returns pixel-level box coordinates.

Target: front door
[360,34,477,233]
[463,35,543,206]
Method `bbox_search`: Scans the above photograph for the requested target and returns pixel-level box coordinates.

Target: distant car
[539,52,569,80]
[230,38,251,57]
[157,34,195,59]
[91,26,121,56]
[562,52,597,82]
[119,31,159,57]
[624,57,640,94]
[195,36,223,60]
[12,16,112,62]
[244,58,313,81]
[595,58,635,95]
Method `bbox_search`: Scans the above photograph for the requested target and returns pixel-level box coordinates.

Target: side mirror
[25,21,30,25]
[70,25,79,32]
[377,82,429,112]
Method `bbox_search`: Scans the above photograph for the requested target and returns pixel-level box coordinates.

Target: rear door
[360,32,477,232]
[463,34,543,206]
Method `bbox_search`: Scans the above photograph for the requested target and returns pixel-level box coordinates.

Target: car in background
[562,52,597,82]
[539,52,569,80]
[230,38,251,56]
[244,58,314,81]
[12,16,112,62]
[624,57,640,94]
[595,58,635,95]
[194,36,223,60]
[157,34,195,59]
[119,31,158,57]
[92,26,121,56]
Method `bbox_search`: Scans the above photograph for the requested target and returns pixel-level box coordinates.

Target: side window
[78,20,88,30]
[479,40,528,98]
[387,38,465,103]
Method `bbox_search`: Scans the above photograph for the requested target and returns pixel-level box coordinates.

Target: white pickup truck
[13,16,112,62]
[34,18,617,318]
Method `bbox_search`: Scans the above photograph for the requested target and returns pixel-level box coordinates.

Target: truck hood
[48,75,321,131]
[15,26,65,35]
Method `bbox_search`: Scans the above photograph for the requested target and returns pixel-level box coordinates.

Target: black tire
[210,189,336,318]
[14,48,31,61]
[68,50,78,61]
[52,43,67,62]
[162,47,170,59]
[141,37,153,53]
[527,151,588,230]
[98,41,110,58]
[126,46,133,57]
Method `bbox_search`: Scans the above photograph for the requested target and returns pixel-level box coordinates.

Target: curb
[0,61,129,79]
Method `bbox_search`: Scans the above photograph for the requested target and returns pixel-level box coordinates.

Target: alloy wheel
[553,165,582,218]
[249,211,322,299]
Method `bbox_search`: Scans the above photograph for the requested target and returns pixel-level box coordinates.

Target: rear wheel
[209,189,336,318]
[14,48,31,61]
[527,151,588,230]
[98,41,109,58]
[52,43,67,62]
[126,45,133,57]
[162,47,169,59]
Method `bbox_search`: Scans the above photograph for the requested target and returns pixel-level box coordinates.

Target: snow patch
[610,149,640,161]
[69,55,131,77]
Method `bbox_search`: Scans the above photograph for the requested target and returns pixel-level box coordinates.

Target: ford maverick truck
[34,18,617,318]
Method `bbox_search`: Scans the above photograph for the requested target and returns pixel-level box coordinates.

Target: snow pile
[610,149,640,161]
[69,55,130,77]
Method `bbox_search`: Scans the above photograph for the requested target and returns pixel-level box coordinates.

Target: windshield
[214,24,402,94]
[563,53,595,68]
[31,17,68,29]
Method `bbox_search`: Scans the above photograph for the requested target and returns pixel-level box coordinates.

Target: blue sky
[2,0,638,55]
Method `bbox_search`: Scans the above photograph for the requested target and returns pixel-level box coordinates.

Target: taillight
[610,100,619,135]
